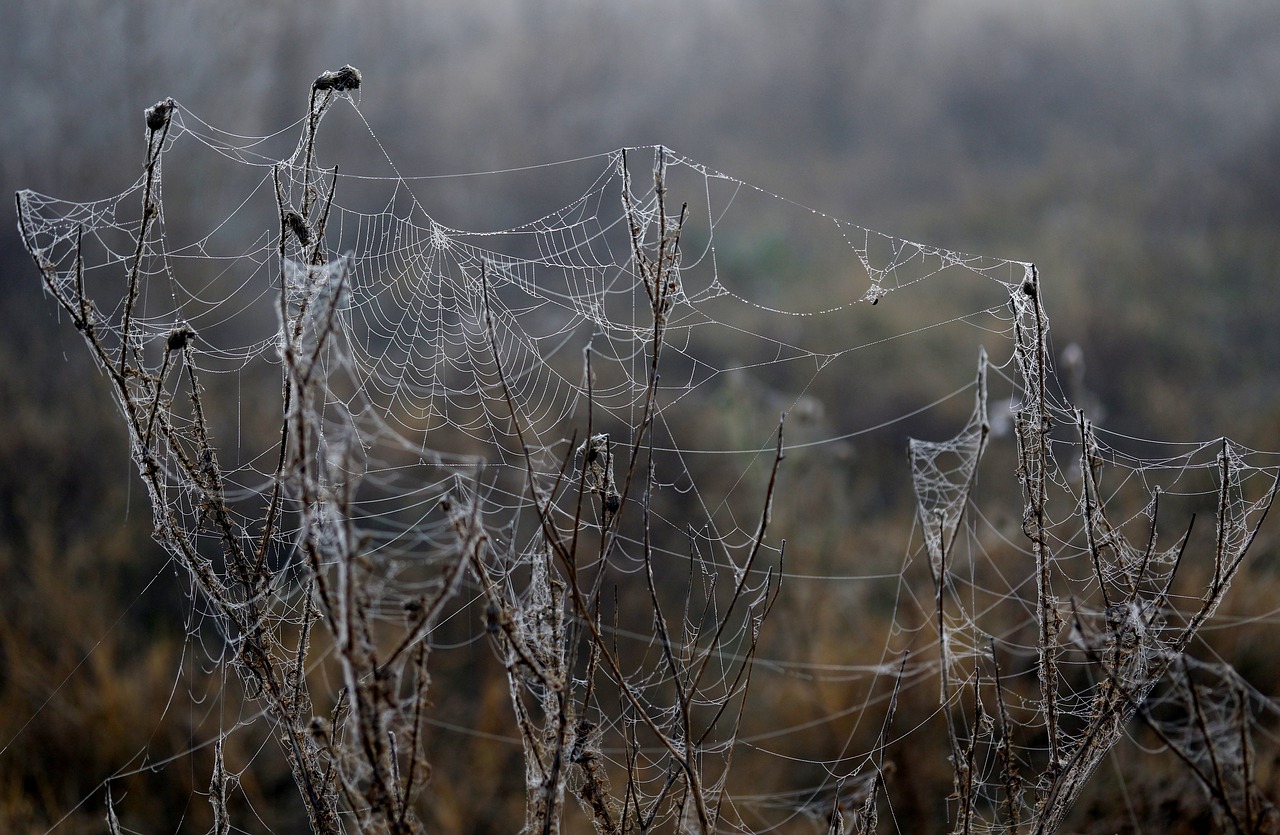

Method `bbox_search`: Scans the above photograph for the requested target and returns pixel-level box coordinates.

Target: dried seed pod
[402,597,425,620]
[1021,265,1039,299]
[166,323,196,351]
[484,600,504,634]
[145,98,175,132]
[313,64,362,93]
[284,210,311,245]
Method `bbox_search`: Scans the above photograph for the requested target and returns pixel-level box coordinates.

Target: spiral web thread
[15,73,1280,833]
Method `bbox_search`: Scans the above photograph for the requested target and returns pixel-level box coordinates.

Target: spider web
[15,80,1280,833]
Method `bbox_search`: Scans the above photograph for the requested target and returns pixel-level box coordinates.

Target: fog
[3,1,1280,830]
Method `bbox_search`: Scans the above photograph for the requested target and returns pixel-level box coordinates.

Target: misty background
[8,0,1279,440]
[3,0,1280,831]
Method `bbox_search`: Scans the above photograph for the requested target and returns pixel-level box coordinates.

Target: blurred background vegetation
[3,0,1279,831]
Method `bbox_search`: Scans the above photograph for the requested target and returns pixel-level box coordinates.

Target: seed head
[313,65,362,93]
[284,210,311,245]
[145,98,175,132]
[166,324,196,352]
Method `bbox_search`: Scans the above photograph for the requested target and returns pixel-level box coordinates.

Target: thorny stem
[17,95,345,833]
[957,678,981,835]
[119,98,174,379]
[1114,658,1261,835]
[1133,487,1163,597]
[1177,446,1277,654]
[1013,265,1061,773]
[211,736,229,835]
[688,419,785,701]
[1078,411,1113,609]
[610,149,685,548]
[936,511,959,770]
[398,641,430,831]
[931,352,989,788]
[1028,600,1134,835]
[1182,659,1242,833]
[480,256,703,811]
[256,164,301,574]
[990,641,1022,832]
[478,172,783,829]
